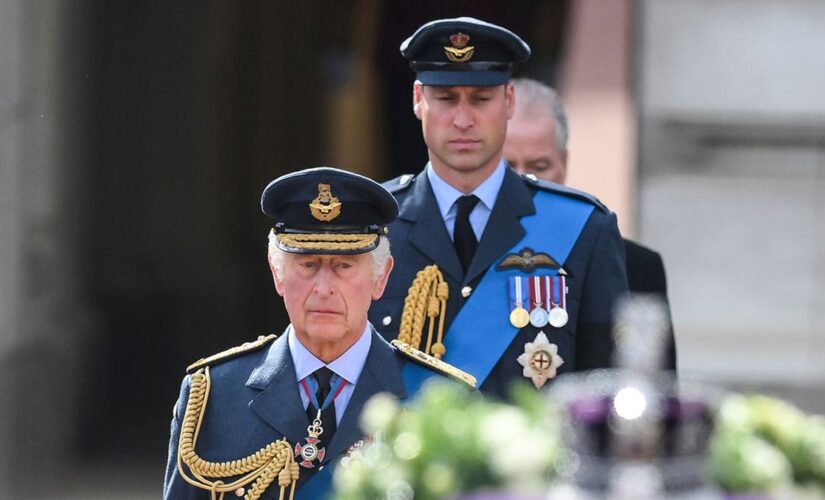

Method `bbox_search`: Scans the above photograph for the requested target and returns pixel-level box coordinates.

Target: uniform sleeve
[653,252,677,371]
[575,211,629,370]
[163,375,197,500]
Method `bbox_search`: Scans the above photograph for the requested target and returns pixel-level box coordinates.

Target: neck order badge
[295,371,346,469]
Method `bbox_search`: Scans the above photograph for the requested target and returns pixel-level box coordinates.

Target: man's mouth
[307,309,342,316]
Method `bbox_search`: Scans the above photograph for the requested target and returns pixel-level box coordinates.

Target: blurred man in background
[504,77,676,370]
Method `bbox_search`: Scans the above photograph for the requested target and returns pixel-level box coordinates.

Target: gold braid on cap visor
[276,233,378,252]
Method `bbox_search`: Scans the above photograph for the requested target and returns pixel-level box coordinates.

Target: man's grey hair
[511,78,569,153]
[267,230,392,282]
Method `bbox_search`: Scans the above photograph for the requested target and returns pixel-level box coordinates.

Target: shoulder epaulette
[382,174,416,194]
[186,334,278,374]
[521,173,609,213]
[391,339,477,388]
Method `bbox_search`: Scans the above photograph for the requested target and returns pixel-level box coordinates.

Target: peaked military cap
[400,16,531,86]
[261,167,398,254]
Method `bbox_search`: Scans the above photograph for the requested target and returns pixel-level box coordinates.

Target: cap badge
[309,183,342,222]
[444,32,474,63]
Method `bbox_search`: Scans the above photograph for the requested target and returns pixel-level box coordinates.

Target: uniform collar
[288,323,373,385]
[426,159,506,217]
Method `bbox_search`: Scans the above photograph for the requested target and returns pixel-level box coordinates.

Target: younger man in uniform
[369,18,629,399]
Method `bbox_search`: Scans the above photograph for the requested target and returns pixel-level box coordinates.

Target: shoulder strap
[521,173,608,213]
[186,334,278,374]
[382,173,416,194]
[392,340,476,388]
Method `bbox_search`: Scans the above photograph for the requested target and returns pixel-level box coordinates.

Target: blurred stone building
[635,0,825,398]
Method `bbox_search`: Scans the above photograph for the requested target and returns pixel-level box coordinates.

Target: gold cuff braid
[177,367,299,500]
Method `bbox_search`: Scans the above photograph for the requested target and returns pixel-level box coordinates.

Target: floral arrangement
[333,381,562,500]
[709,394,825,498]
[332,380,825,499]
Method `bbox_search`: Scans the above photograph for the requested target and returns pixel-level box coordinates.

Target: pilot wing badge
[496,247,560,273]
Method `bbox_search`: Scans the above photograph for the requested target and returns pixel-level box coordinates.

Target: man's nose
[312,265,336,295]
[452,101,474,130]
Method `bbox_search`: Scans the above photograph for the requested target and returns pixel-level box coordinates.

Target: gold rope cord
[398,265,449,359]
[177,367,299,500]
[277,233,378,251]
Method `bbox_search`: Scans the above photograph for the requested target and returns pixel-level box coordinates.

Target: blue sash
[295,462,335,499]
[402,190,595,393]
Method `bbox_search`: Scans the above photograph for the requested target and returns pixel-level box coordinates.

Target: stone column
[0,0,93,494]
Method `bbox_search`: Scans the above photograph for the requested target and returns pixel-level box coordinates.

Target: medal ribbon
[511,276,524,309]
[544,276,552,310]
[560,276,567,309]
[300,372,347,415]
[509,275,528,311]
[530,276,545,309]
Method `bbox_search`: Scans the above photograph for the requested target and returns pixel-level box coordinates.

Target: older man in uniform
[163,167,474,500]
[503,77,676,370]
[368,17,629,400]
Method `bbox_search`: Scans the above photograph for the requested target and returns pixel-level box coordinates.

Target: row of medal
[508,275,568,329]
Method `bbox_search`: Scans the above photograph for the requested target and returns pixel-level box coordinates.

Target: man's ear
[505,82,515,119]
[412,81,424,120]
[268,254,286,297]
[559,150,569,184]
[371,256,394,300]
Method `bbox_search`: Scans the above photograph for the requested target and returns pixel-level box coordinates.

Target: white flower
[361,392,401,434]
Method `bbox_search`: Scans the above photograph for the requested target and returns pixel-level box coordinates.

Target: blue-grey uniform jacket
[163,328,449,499]
[368,167,629,399]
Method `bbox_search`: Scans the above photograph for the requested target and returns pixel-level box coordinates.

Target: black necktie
[453,195,480,273]
[305,367,337,450]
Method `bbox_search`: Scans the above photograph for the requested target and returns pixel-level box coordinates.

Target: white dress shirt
[426,159,507,241]
[288,323,373,424]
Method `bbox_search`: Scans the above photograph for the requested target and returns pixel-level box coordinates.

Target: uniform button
[235,487,245,497]
[382,315,392,326]
[461,286,472,298]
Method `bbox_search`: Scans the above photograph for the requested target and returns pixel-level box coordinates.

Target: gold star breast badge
[517,331,564,389]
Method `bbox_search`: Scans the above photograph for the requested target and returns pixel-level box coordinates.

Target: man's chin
[303,324,348,343]
[438,150,498,171]
[440,155,487,172]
